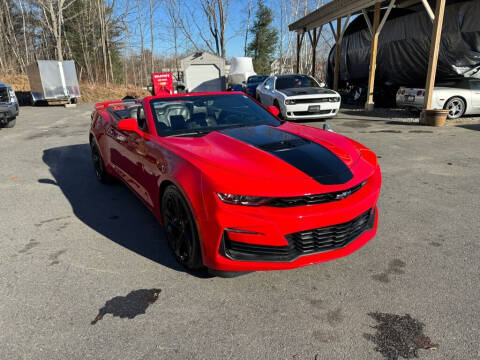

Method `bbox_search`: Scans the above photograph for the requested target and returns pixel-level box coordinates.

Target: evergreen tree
[247,0,278,75]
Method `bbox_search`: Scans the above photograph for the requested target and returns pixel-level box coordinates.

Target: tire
[161,185,203,270]
[90,140,115,184]
[4,117,16,128]
[444,97,466,119]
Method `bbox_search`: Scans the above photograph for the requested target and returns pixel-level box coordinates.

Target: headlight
[329,97,341,102]
[285,99,296,105]
[217,193,271,206]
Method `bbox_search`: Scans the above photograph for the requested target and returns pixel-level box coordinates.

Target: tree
[247,0,278,75]
[199,0,230,58]
[243,0,253,56]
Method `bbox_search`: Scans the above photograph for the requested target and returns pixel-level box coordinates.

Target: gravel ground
[0,104,479,360]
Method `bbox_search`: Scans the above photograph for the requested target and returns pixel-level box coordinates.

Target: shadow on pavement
[456,123,480,132]
[41,143,210,277]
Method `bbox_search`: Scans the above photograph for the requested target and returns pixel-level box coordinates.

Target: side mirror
[264,84,270,90]
[319,82,326,88]
[118,118,139,132]
[268,105,280,117]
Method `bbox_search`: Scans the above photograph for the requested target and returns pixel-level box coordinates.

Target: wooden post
[296,31,305,74]
[296,32,301,73]
[365,2,381,112]
[424,0,446,111]
[333,19,341,91]
[307,27,320,77]
[312,28,317,77]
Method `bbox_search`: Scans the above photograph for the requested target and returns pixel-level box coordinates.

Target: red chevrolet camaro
[89,92,381,275]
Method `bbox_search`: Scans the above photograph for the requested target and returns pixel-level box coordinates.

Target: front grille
[293,110,333,116]
[224,238,296,262]
[289,97,338,104]
[269,181,366,207]
[222,208,375,262]
[287,209,373,254]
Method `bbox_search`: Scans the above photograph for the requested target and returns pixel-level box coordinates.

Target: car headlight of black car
[285,99,296,105]
[217,193,271,206]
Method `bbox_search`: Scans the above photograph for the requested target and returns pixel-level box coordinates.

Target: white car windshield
[276,75,319,90]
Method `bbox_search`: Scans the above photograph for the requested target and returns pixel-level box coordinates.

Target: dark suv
[0,83,19,128]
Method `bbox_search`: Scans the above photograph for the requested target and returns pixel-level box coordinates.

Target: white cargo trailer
[27,60,81,104]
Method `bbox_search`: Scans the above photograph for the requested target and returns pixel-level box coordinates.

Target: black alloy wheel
[161,185,202,270]
[90,141,114,184]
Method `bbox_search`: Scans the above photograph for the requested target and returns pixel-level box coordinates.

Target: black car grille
[287,208,373,254]
[222,208,375,262]
[293,110,333,116]
[268,181,366,207]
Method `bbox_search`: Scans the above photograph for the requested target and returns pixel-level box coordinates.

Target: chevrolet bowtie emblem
[335,190,352,200]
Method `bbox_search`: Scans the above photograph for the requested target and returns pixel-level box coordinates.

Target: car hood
[162,123,369,195]
[277,87,337,97]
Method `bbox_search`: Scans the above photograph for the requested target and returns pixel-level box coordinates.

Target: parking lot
[1,104,479,359]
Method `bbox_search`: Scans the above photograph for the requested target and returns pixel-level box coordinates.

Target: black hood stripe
[220,125,353,185]
[278,87,337,97]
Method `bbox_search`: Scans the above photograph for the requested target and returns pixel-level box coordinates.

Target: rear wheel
[90,141,115,184]
[444,97,465,119]
[161,185,203,270]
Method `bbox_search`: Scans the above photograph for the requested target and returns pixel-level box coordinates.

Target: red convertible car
[89,92,381,275]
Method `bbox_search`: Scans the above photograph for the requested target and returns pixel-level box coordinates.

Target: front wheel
[161,185,203,270]
[3,117,16,128]
[444,97,466,119]
[90,141,115,184]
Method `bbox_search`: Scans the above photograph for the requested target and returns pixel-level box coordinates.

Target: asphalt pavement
[0,104,479,360]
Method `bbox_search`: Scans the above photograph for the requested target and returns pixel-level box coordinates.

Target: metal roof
[288,0,422,31]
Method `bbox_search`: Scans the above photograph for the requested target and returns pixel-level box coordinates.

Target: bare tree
[199,0,230,58]
[243,0,253,57]
[148,0,154,74]
[37,0,77,61]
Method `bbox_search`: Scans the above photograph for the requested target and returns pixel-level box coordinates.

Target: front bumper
[198,167,381,271]
[283,102,340,120]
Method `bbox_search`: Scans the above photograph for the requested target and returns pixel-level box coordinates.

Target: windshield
[0,87,9,103]
[275,75,319,90]
[149,94,281,136]
[247,75,268,84]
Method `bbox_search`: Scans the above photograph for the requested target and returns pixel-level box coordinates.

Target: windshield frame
[148,93,282,137]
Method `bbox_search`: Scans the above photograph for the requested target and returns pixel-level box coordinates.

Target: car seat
[137,107,147,130]
[170,115,187,130]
